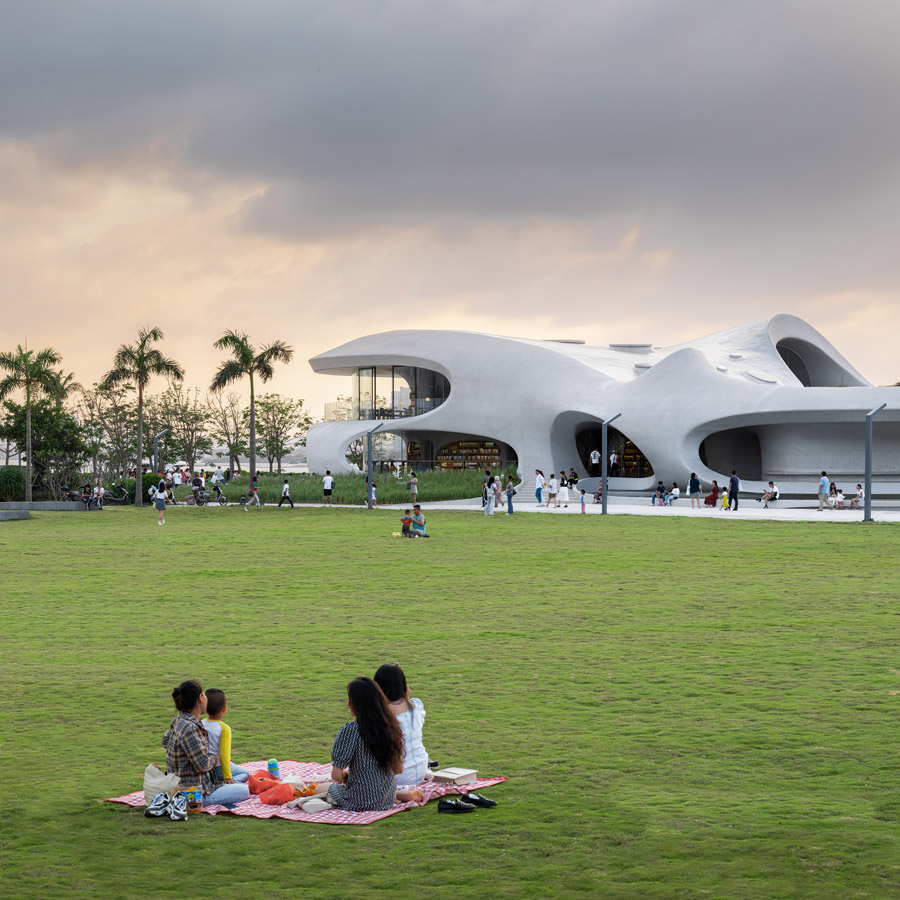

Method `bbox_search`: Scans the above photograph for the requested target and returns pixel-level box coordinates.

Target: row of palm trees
[0,328,294,505]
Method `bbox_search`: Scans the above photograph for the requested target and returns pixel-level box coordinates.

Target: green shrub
[121,474,159,503]
[0,466,26,502]
[188,468,518,506]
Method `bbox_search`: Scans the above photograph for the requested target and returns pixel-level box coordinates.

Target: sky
[2,0,900,415]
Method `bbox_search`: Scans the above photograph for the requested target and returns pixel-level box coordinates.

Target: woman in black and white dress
[558,471,570,508]
[326,677,423,811]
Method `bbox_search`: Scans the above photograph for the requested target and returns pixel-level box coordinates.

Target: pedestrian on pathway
[728,470,740,511]
[278,479,294,508]
[558,471,570,508]
[484,476,496,515]
[817,471,831,510]
[323,470,335,505]
[408,472,418,505]
[535,470,545,506]
[506,475,515,514]
[689,473,702,509]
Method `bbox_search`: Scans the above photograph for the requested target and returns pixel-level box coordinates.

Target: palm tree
[48,370,84,408]
[210,331,294,485]
[0,345,63,502]
[102,327,183,507]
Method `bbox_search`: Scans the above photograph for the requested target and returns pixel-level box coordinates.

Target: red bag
[249,770,280,795]
[259,783,294,805]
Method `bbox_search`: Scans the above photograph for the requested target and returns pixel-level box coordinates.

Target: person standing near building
[688,473,702,509]
[817,471,831,510]
[481,469,491,507]
[728,470,740,511]
[408,472,418,505]
[558,471,570,508]
[323,470,335,505]
[609,450,618,477]
[484,476,496,516]
[534,470,545,506]
[590,448,601,477]
[506,475,515,515]
[278,479,294,508]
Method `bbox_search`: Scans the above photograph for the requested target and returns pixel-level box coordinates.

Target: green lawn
[2,508,900,899]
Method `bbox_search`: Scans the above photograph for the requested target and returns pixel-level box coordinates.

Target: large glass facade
[353,366,450,419]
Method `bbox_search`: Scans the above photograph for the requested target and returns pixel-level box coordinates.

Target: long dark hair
[172,680,202,712]
[373,663,408,702]
[347,677,402,774]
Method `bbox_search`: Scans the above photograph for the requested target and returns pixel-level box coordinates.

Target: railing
[367,458,518,473]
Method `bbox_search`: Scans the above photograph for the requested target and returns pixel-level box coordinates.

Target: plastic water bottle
[268,758,280,780]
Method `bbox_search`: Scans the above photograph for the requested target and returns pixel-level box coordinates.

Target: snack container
[181,785,203,814]
[267,759,280,780]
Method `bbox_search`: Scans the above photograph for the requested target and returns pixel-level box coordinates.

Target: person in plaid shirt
[162,680,249,807]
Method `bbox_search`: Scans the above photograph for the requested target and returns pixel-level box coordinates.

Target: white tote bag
[143,764,181,804]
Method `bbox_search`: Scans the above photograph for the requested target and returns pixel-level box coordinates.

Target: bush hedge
[0,466,26,502]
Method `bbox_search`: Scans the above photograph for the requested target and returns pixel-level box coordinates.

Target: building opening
[575,425,653,477]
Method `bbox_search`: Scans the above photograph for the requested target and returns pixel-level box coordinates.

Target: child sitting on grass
[400,510,413,537]
[202,689,249,785]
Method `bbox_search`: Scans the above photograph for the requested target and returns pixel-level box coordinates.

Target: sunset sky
[2,0,900,414]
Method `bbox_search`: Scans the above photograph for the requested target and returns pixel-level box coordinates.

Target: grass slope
[2,508,900,899]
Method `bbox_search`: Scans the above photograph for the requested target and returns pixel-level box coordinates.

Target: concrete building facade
[305,315,898,495]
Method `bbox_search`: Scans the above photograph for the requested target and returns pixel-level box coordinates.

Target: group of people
[399,505,429,536]
[80,480,105,510]
[482,473,517,515]
[160,664,461,814]
[817,472,865,510]
[588,448,619,477]
[532,469,581,509]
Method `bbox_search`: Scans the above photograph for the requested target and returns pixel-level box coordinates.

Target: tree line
[0,328,315,505]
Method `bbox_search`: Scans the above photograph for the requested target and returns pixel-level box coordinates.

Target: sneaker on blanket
[168,792,188,821]
[144,792,170,817]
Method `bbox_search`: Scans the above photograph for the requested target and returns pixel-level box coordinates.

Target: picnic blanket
[104,760,507,825]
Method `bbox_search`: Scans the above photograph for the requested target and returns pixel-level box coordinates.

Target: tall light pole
[366,423,384,509]
[601,413,621,515]
[864,403,886,523]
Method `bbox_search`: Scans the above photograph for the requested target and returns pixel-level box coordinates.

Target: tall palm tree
[210,331,294,485]
[48,370,84,409]
[0,345,63,502]
[102,327,183,507]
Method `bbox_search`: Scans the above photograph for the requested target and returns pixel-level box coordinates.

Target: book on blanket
[431,767,478,785]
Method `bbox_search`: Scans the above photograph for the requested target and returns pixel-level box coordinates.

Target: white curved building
[306,315,899,495]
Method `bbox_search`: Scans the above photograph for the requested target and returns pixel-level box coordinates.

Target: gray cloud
[2,0,899,236]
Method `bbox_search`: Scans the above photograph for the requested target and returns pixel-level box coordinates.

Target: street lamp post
[366,423,384,509]
[864,403,886,523]
[601,413,622,516]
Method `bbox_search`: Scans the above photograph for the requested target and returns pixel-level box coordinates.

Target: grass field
[2,507,900,899]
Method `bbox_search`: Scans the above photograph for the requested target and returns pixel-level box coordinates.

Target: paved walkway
[362,496,900,524]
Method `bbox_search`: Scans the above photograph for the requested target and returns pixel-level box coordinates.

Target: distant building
[306,315,898,493]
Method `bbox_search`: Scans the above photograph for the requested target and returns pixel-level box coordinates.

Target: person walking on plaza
[590,448,601,477]
[481,470,491,507]
[728,470,740,511]
[534,470,545,506]
[278,478,294,508]
[506,475,515,514]
[547,473,559,508]
[609,449,618,477]
[817,471,831,510]
[244,476,261,511]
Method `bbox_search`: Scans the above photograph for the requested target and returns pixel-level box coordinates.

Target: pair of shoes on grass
[437,793,498,814]
[144,792,188,821]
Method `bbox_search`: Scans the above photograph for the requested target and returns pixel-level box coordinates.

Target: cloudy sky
[2,0,900,413]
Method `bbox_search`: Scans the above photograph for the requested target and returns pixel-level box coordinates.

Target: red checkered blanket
[104,760,507,825]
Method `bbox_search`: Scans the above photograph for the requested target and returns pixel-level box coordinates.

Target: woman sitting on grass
[326,677,423,811]
[162,680,250,808]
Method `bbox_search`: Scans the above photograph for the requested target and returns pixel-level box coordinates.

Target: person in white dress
[373,664,431,788]
[558,471,570,508]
